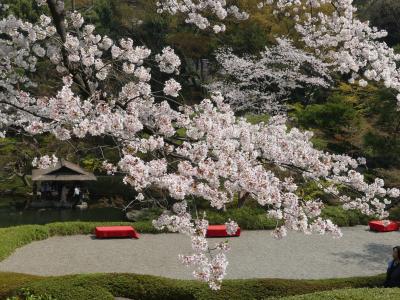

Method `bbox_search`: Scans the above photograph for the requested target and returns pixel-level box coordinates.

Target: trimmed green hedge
[0,221,163,262]
[388,206,400,221]
[320,206,373,227]
[206,205,373,230]
[3,273,387,300]
[276,287,400,300]
[206,207,277,230]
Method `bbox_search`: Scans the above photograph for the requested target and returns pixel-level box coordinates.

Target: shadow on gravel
[331,242,392,267]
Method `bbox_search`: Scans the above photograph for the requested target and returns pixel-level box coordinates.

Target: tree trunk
[47,0,67,42]
[24,182,36,210]
[238,192,250,208]
[17,173,30,187]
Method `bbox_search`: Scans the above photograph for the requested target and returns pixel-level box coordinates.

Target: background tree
[361,0,400,47]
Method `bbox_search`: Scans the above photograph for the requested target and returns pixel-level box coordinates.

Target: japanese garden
[1,0,400,299]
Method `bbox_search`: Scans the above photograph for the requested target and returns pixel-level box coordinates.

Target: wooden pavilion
[30,159,97,208]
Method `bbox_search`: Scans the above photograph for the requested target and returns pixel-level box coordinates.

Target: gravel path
[0,225,398,279]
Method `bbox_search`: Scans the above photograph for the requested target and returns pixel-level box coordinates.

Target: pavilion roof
[31,159,97,181]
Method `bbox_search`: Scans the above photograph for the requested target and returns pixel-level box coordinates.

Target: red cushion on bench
[95,226,140,239]
[369,220,399,232]
[206,225,241,237]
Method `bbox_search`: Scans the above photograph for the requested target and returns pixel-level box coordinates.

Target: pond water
[0,207,125,228]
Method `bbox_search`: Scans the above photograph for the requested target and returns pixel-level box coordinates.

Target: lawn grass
[1,272,388,300]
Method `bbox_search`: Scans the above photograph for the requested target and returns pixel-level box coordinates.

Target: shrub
[320,206,372,227]
[275,287,400,300]
[0,273,42,299]
[204,207,277,230]
[293,99,360,136]
[24,278,115,300]
[7,288,56,300]
[389,206,400,220]
[15,273,386,300]
[24,274,194,300]
[205,205,371,230]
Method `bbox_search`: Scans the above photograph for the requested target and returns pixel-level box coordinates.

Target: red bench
[369,220,399,232]
[206,225,241,237]
[95,226,140,239]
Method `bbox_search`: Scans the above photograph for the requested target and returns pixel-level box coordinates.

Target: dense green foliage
[359,0,400,47]
[207,205,373,229]
[320,206,373,227]
[0,273,42,299]
[7,288,55,300]
[0,0,47,22]
[292,82,400,187]
[277,287,400,300]
[206,207,277,229]
[0,272,387,300]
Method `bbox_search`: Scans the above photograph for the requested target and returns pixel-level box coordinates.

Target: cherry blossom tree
[156,0,250,33]
[208,38,332,113]
[0,0,399,290]
[158,0,400,109]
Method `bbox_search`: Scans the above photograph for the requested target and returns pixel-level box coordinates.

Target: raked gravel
[0,225,398,279]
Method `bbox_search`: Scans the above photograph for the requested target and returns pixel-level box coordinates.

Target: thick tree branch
[46,0,92,97]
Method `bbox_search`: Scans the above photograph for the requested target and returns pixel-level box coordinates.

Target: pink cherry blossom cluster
[102,161,118,175]
[156,0,249,33]
[290,1,400,104]
[209,38,332,112]
[155,46,181,75]
[32,155,59,169]
[0,7,181,141]
[0,12,57,131]
[163,79,182,97]
[256,0,400,105]
[153,201,231,289]
[225,219,239,235]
